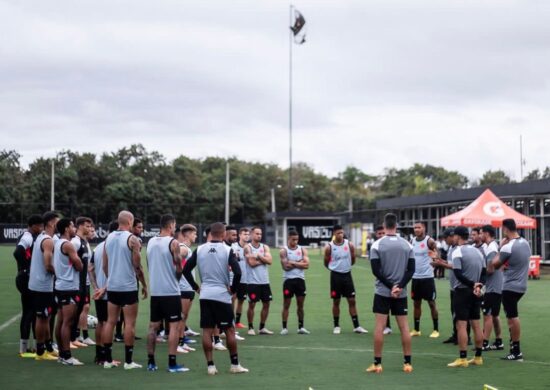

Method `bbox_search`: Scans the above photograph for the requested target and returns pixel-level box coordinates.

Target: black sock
[76,328,81,339]
[230,354,239,365]
[213,336,220,344]
[169,354,176,367]
[460,350,467,359]
[512,341,521,355]
[248,323,254,330]
[185,326,189,331]
[104,343,113,362]
[374,356,382,365]
[62,350,71,359]
[414,319,420,332]
[148,354,155,366]
[207,360,215,367]
[483,339,489,347]
[99,345,105,361]
[495,338,503,345]
[475,348,482,357]
[433,319,439,331]
[351,315,359,328]
[179,337,185,346]
[236,313,241,323]
[125,345,134,364]
[83,330,89,339]
[404,355,411,364]
[115,322,122,336]
[260,322,265,330]
[333,317,340,327]
[45,339,54,353]
[95,345,101,359]
[282,321,287,329]
[299,320,304,329]
[37,342,45,356]
[386,317,391,328]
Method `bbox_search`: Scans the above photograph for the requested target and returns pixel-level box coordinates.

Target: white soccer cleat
[82,337,96,346]
[383,327,392,335]
[177,345,189,354]
[124,361,143,370]
[103,361,117,369]
[297,327,310,335]
[60,357,84,366]
[183,344,196,352]
[207,365,218,375]
[333,326,341,335]
[247,329,256,336]
[214,341,227,351]
[354,326,369,334]
[230,364,249,374]
[280,328,289,335]
[185,328,200,337]
[235,334,246,341]
[259,328,274,335]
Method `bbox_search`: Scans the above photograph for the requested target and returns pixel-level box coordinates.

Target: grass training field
[0,244,549,389]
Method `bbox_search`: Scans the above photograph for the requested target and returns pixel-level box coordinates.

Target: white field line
[0,314,21,333]
[242,344,550,366]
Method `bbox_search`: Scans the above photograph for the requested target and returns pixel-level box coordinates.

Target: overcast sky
[1,0,549,182]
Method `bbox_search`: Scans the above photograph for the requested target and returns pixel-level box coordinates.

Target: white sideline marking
[0,314,21,333]
[242,344,550,366]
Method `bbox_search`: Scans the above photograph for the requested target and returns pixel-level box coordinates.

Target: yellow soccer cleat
[429,330,440,338]
[403,363,413,373]
[447,358,469,368]
[19,352,37,358]
[410,330,422,337]
[35,352,58,361]
[366,364,383,374]
[467,356,483,366]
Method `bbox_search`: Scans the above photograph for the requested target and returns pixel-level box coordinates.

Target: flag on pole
[290,8,306,44]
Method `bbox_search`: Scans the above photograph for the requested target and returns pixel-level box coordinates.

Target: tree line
[0,144,542,224]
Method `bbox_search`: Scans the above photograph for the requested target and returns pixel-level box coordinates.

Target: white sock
[20,339,28,353]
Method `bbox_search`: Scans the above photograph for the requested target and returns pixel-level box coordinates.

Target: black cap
[453,226,469,240]
[442,228,454,238]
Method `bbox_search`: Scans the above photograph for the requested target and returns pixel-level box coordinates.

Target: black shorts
[150,296,182,323]
[95,299,108,322]
[31,291,55,318]
[247,284,272,302]
[77,286,90,310]
[330,271,356,299]
[453,288,481,321]
[411,278,436,301]
[15,271,30,294]
[108,291,139,307]
[199,299,234,330]
[236,283,248,301]
[56,290,79,307]
[283,278,306,298]
[482,292,502,317]
[502,290,524,319]
[372,294,408,316]
[180,291,196,301]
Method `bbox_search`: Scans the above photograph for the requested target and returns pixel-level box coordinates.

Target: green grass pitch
[0,245,548,389]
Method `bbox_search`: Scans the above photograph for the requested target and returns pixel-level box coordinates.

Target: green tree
[479,170,512,186]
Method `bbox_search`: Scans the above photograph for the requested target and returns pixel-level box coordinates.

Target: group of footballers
[13,209,531,375]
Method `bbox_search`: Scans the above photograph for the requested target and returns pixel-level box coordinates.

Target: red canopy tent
[440,189,536,229]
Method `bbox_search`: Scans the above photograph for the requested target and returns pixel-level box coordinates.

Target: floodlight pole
[225,161,230,224]
[288,4,294,211]
[520,134,524,180]
[50,160,55,211]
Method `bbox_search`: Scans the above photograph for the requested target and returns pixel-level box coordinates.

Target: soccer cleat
[19,352,37,358]
[403,363,413,373]
[429,331,440,338]
[467,357,483,366]
[297,327,310,335]
[383,327,392,335]
[35,352,58,361]
[72,340,88,348]
[176,345,189,354]
[489,342,504,351]
[501,352,523,361]
[366,364,383,373]
[114,335,124,343]
[353,326,368,334]
[235,333,246,341]
[167,364,190,373]
[410,330,422,337]
[185,328,200,337]
[81,337,96,346]
[207,365,218,375]
[182,344,196,352]
[280,328,289,335]
[235,322,246,329]
[147,363,158,371]
[447,358,469,368]
[103,361,117,369]
[333,326,341,335]
[183,336,196,344]
[442,336,457,344]
[69,342,79,349]
[259,328,274,335]
[247,329,256,336]
[48,349,59,357]
[214,341,227,351]
[60,357,84,366]
[124,361,143,370]
[230,364,249,374]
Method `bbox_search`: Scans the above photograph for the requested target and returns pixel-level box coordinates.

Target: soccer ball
[87,314,98,329]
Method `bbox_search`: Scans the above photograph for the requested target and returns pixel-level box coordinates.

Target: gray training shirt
[92,241,108,300]
[447,245,457,291]
[451,245,486,290]
[370,235,415,298]
[147,236,180,297]
[483,241,503,294]
[54,238,79,291]
[499,237,531,294]
[197,242,233,304]
[246,243,270,285]
[328,239,352,274]
[106,230,137,292]
[29,232,54,293]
